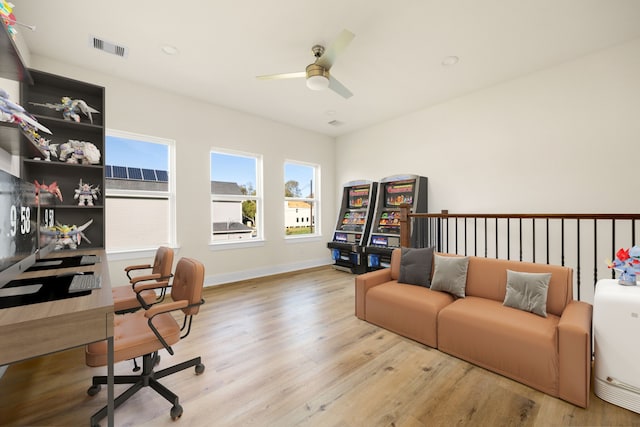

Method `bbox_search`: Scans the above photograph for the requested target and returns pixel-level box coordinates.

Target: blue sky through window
[106,136,168,170]
[210,152,256,188]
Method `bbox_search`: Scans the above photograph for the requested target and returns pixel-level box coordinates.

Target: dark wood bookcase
[20,69,106,250]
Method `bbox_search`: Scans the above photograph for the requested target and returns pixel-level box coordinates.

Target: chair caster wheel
[87,384,101,396]
[195,363,205,375]
[170,404,183,420]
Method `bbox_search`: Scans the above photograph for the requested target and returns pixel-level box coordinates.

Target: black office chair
[85,257,205,426]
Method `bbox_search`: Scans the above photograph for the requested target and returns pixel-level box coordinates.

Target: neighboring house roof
[287,201,311,209]
[212,221,253,233]
[211,181,244,195]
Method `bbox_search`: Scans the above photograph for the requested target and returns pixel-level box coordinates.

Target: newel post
[400,203,411,248]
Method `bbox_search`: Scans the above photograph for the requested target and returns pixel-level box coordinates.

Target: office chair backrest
[153,246,174,278]
[171,257,204,316]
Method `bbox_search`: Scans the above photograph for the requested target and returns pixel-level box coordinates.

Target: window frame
[209,148,263,248]
[104,129,177,258]
[284,159,320,240]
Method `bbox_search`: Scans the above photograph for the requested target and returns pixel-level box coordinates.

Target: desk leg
[107,336,114,427]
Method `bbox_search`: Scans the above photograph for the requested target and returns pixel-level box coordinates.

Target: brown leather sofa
[355,248,593,408]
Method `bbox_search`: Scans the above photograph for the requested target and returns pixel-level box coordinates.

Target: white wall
[336,37,640,214]
[336,37,640,303]
[29,55,336,286]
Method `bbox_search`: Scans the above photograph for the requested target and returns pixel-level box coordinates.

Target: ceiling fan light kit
[305,64,330,90]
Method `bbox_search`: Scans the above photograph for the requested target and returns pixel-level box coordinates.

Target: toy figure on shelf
[74,179,100,206]
[34,180,63,204]
[0,88,52,135]
[1,1,17,38]
[29,96,100,124]
[57,139,101,164]
[34,137,57,161]
[40,219,93,250]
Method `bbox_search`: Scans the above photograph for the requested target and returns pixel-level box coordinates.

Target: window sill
[284,234,323,243]
[209,239,266,251]
[106,245,180,261]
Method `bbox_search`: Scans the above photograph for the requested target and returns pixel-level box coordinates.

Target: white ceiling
[13,1,640,137]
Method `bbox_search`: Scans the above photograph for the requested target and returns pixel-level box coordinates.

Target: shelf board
[0,121,21,154]
[0,22,32,83]
[23,158,103,169]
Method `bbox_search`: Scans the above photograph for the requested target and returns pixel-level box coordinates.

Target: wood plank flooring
[1,266,639,426]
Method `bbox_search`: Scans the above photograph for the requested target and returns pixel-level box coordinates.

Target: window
[105,130,175,252]
[210,149,262,243]
[284,161,319,237]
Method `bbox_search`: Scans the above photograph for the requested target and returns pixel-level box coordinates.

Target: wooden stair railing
[399,204,640,302]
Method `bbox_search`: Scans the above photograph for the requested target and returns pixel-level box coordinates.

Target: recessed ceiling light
[442,56,459,66]
[161,45,179,55]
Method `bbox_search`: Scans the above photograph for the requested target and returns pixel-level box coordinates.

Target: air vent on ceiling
[89,35,129,58]
[328,119,344,127]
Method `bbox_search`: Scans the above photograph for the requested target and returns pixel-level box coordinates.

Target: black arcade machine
[327,180,378,273]
[364,174,427,270]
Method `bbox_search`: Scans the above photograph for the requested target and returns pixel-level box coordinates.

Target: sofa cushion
[366,281,454,347]
[503,270,551,317]
[464,257,573,317]
[438,296,560,396]
[430,254,469,298]
[398,246,434,287]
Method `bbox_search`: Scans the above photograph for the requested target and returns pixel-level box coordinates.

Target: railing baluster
[495,218,499,259]
[484,218,488,258]
[507,219,511,260]
[577,220,581,301]
[519,218,523,262]
[532,218,536,263]
[611,219,616,279]
[546,218,549,265]
[594,219,598,291]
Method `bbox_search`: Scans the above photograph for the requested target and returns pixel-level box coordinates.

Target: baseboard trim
[204,257,333,287]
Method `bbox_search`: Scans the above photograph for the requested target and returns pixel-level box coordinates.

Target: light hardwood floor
[1,266,639,426]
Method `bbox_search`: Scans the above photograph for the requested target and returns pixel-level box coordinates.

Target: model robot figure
[29,96,100,124]
[34,180,63,204]
[74,179,100,206]
[57,140,101,164]
[0,88,52,135]
[40,219,93,250]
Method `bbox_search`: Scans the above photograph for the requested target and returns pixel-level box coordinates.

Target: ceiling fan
[257,29,355,99]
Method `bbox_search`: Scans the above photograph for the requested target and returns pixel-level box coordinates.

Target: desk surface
[0,249,114,366]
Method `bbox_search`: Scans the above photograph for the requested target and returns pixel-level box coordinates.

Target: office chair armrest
[130,273,161,285]
[125,263,152,279]
[133,280,170,293]
[144,300,188,319]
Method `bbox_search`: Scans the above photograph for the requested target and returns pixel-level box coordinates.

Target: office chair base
[88,352,204,426]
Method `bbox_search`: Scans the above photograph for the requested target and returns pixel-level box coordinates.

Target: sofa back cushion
[465,256,573,317]
[390,248,401,281]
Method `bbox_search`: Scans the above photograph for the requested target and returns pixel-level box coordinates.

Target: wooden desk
[0,249,115,426]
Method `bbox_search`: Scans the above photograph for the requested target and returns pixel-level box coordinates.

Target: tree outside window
[284,161,319,236]
[211,150,262,242]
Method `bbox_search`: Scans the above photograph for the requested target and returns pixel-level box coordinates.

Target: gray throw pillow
[430,255,469,298]
[503,270,551,317]
[398,247,434,287]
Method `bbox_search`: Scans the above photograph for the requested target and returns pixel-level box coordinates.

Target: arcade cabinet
[327,180,378,273]
[364,174,427,270]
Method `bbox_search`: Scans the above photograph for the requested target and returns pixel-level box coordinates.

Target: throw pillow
[430,255,469,298]
[503,270,551,317]
[398,247,434,287]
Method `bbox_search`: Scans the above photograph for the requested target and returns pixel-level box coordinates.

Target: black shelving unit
[20,69,105,251]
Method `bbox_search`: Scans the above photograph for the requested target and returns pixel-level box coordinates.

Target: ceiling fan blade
[328,75,353,99]
[256,71,306,80]
[315,29,355,70]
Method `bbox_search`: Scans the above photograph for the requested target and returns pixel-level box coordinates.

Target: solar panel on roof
[112,166,128,179]
[127,167,143,180]
[105,165,112,178]
[141,168,156,181]
[155,170,168,182]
